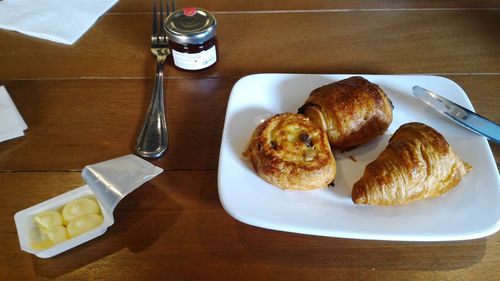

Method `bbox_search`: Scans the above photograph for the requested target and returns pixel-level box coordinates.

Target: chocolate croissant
[298,76,393,150]
[243,113,336,190]
[352,122,472,205]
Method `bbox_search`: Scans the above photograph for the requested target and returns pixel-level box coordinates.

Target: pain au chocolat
[243,113,336,190]
[298,76,393,150]
[352,122,472,205]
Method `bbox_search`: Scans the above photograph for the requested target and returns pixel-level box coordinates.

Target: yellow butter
[31,225,68,250]
[66,213,103,238]
[33,210,63,230]
[43,225,68,244]
[62,198,100,225]
[31,237,53,251]
[30,196,103,250]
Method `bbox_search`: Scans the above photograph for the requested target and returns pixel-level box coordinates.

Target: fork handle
[135,59,168,158]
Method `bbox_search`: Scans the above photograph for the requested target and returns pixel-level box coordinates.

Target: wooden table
[1,1,499,280]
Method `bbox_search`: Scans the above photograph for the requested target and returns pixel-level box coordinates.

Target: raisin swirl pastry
[352,122,472,205]
[298,76,393,150]
[243,113,336,190]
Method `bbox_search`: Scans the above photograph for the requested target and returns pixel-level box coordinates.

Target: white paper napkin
[0,86,28,142]
[0,0,118,45]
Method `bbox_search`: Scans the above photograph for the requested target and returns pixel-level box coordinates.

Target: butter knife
[412,86,500,144]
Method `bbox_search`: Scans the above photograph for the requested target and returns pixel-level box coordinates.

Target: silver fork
[135,0,176,158]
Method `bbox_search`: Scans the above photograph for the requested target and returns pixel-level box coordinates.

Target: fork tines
[152,0,176,40]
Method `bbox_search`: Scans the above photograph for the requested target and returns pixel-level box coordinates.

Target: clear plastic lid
[82,154,163,214]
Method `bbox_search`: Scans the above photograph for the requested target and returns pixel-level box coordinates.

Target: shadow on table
[196,173,487,272]
[31,183,179,279]
[197,215,487,271]
[242,225,487,271]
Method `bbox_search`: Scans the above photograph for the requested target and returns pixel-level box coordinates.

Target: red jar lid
[183,7,197,16]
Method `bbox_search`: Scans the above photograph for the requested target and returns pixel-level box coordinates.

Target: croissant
[352,122,472,205]
[243,113,336,190]
[298,76,393,150]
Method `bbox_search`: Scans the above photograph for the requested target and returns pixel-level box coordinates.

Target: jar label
[172,46,217,70]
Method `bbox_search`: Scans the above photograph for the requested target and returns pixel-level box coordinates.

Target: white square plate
[218,74,500,241]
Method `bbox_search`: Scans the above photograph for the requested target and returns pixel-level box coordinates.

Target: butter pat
[62,198,100,225]
[43,226,68,244]
[31,225,68,250]
[29,196,103,251]
[33,210,63,230]
[32,211,67,250]
[67,214,104,238]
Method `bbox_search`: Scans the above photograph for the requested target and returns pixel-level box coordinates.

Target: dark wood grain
[0,75,498,171]
[110,0,500,13]
[1,171,498,280]
[0,10,499,79]
[0,78,233,171]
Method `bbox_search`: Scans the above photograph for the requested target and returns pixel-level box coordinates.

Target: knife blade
[412,86,500,144]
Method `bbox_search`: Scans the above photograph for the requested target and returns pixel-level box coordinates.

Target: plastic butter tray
[14,155,163,258]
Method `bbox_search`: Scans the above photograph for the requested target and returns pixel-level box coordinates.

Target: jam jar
[164,7,217,71]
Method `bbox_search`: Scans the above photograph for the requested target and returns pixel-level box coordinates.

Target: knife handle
[445,107,500,144]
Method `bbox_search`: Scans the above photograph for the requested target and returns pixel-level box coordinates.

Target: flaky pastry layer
[352,122,472,205]
[243,113,336,190]
[299,76,393,150]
